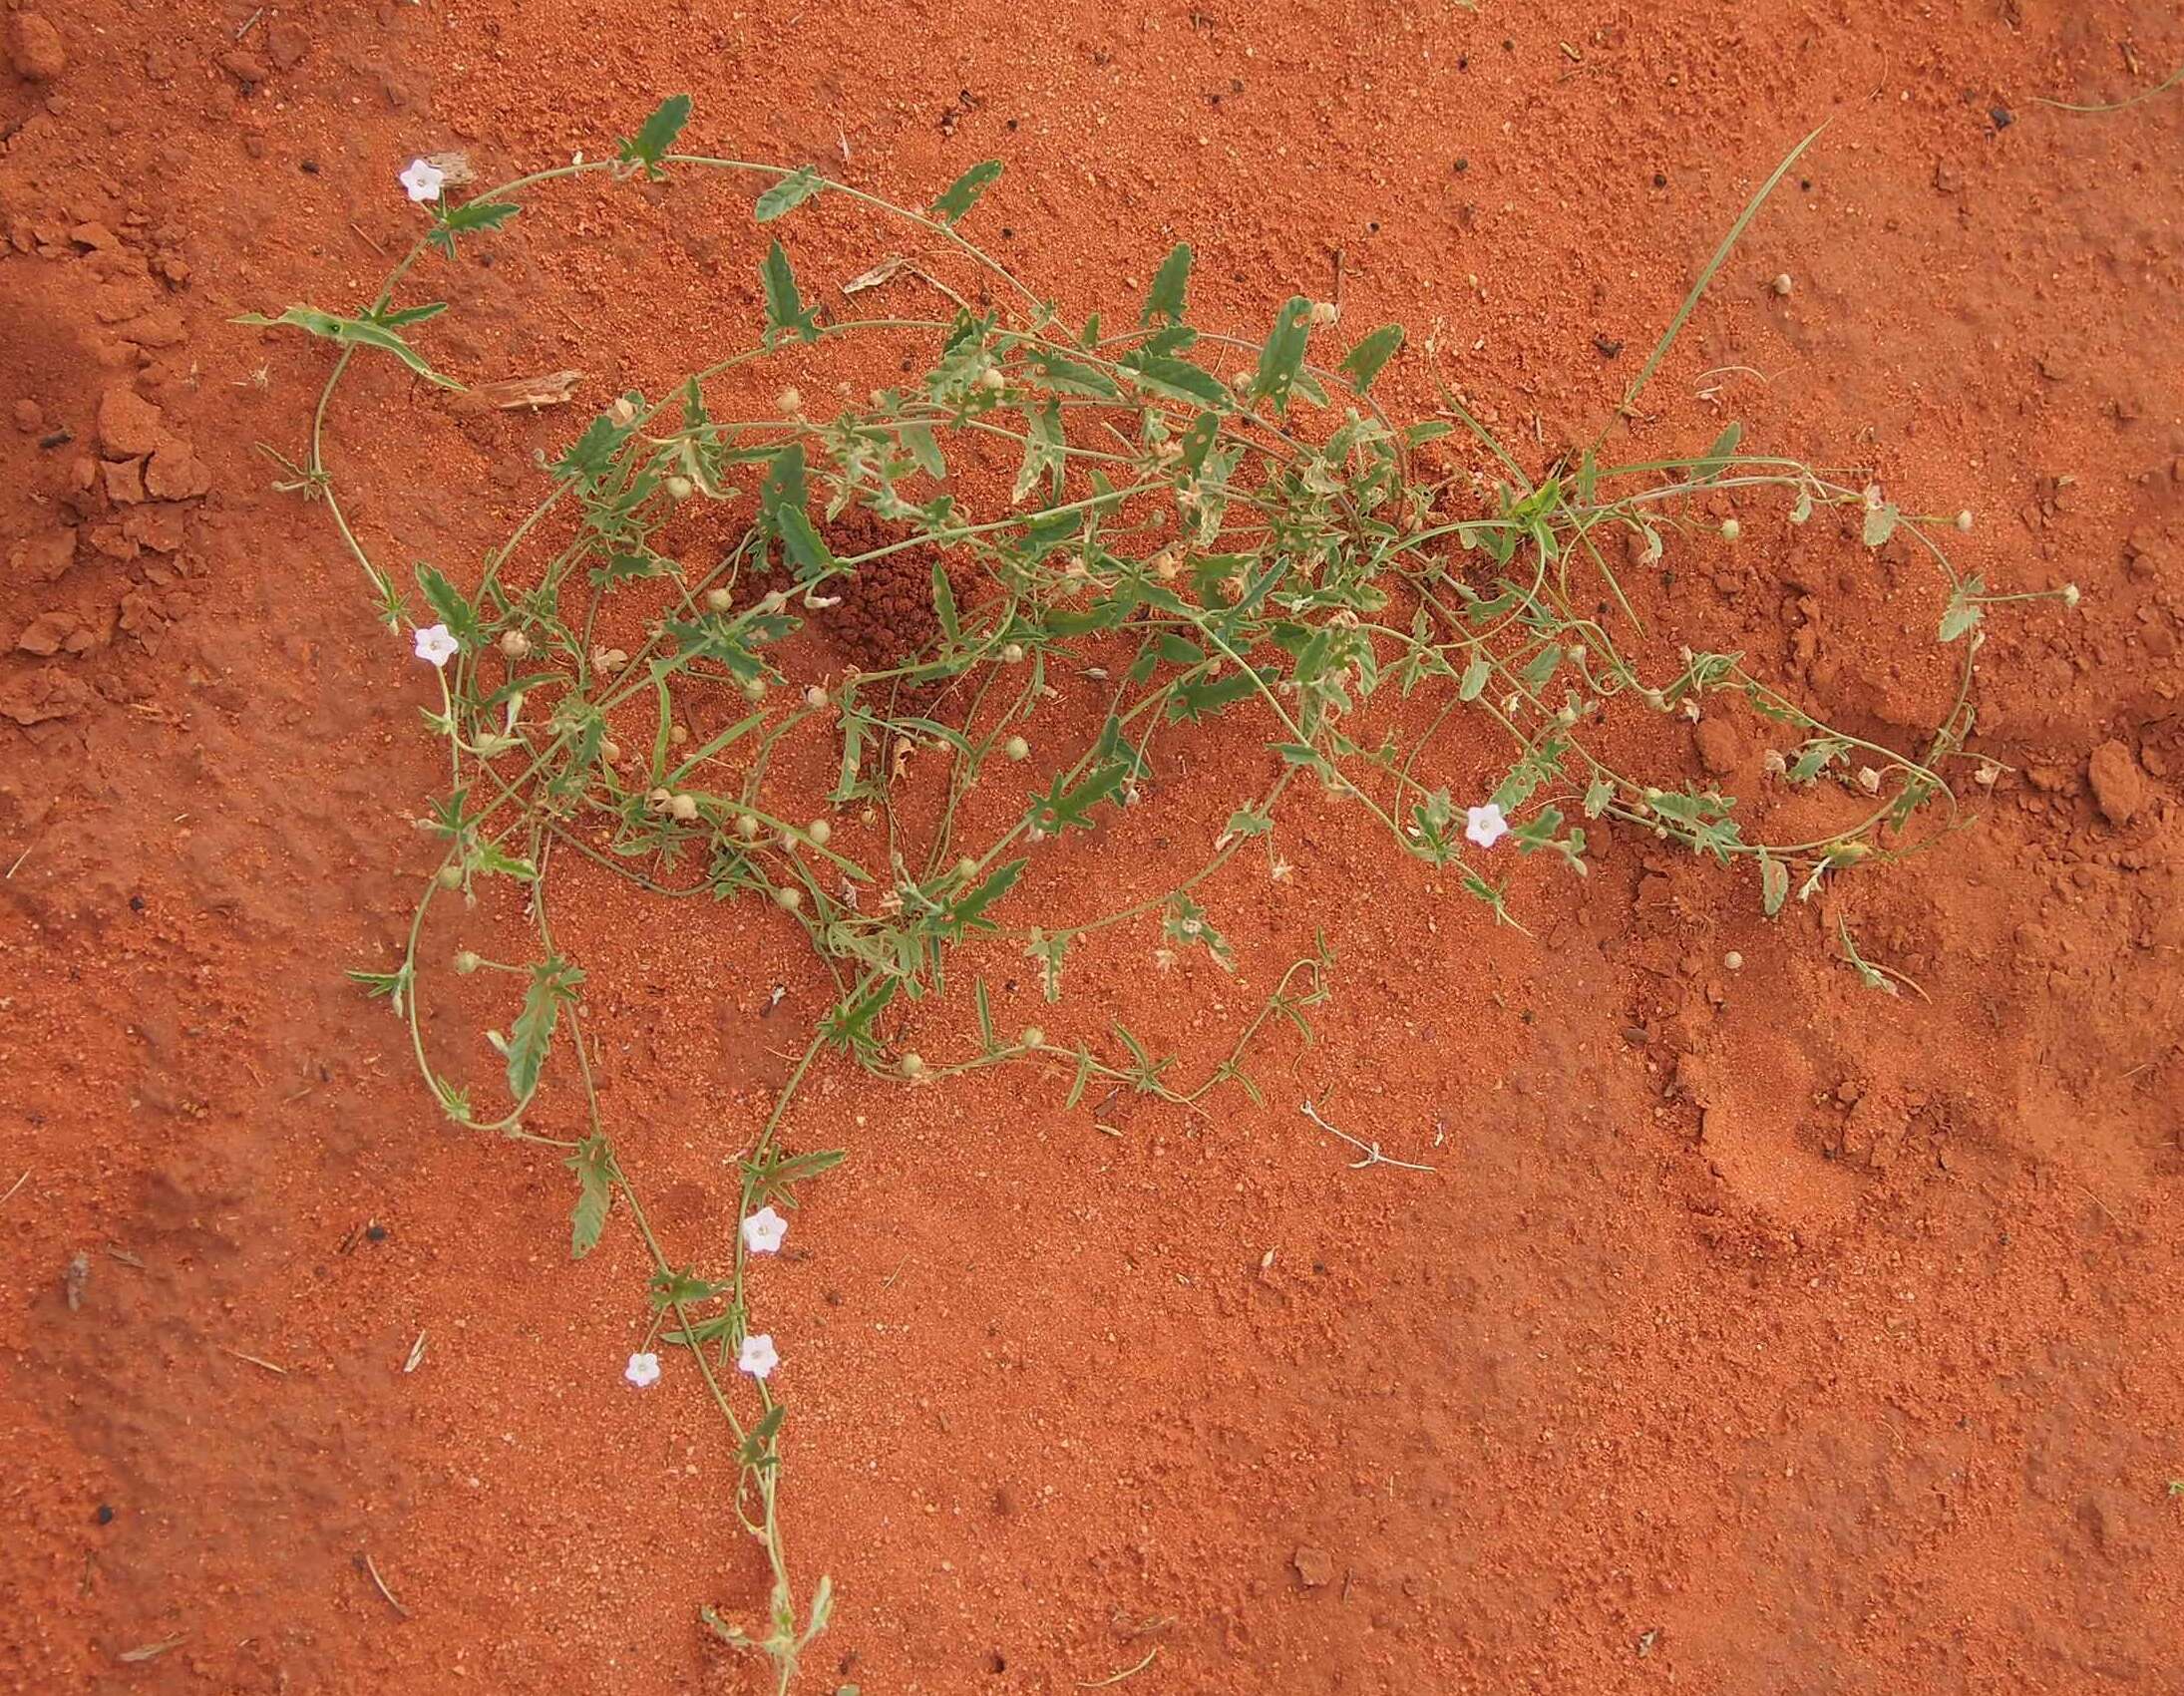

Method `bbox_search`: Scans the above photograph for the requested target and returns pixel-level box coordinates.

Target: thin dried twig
[223,1347,288,1376]
[1299,1099,1437,1173]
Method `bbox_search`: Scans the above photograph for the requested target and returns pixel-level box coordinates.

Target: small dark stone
[96,1504,115,1525]
[1651,170,1666,188]
[1366,220,1380,233]
[1594,335,1624,359]
[999,227,1013,239]
[1453,158,1468,172]
[300,159,319,174]
[39,429,73,450]
[364,1222,389,1242]
[129,893,146,912]
[1799,177,1812,190]
[1990,105,2013,130]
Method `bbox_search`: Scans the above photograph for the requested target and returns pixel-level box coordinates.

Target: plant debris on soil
[3,3,2182,1693]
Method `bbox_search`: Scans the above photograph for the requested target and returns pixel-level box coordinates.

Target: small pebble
[1770,272,1793,296]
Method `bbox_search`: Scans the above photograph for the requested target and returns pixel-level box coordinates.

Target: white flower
[624,1351,661,1389]
[412,623,459,668]
[1464,803,1510,849]
[738,1333,779,1380]
[400,158,446,203]
[740,1205,788,1255]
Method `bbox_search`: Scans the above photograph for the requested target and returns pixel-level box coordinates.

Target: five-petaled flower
[400,158,446,203]
[413,623,459,668]
[738,1333,780,1380]
[1464,802,1510,849]
[624,1351,661,1389]
[740,1205,788,1255]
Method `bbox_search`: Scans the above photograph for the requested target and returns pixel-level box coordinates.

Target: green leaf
[415,563,479,643]
[1023,347,1120,399]
[1694,421,1741,481]
[1759,850,1790,917]
[1938,599,1984,643]
[371,301,450,329]
[507,956,583,1105]
[1252,296,1314,411]
[1339,323,1403,393]
[943,858,1026,939]
[929,160,1003,225]
[929,561,960,643]
[1221,803,1273,840]
[553,402,639,488]
[1011,399,1064,504]
[1459,652,1492,702]
[231,304,461,390]
[760,441,809,519]
[1122,354,1228,409]
[1142,242,1193,325]
[427,197,519,259]
[1863,500,1900,547]
[345,964,412,1017]
[760,239,822,345]
[473,841,539,882]
[1167,667,1265,723]
[900,422,945,480]
[564,1136,615,1258]
[755,166,825,221]
[747,1146,847,1208]
[616,94,692,179]
[776,507,838,583]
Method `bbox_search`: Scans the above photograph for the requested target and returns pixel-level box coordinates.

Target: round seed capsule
[807,819,833,847]
[669,794,699,822]
[1770,273,1793,297]
[1723,951,1744,971]
[1020,1026,1045,1049]
[736,814,761,840]
[899,1052,925,1079]
[1005,735,1030,762]
[437,863,464,889]
[453,949,482,975]
[775,885,804,910]
[776,386,803,416]
[1955,509,1974,532]
[665,475,694,502]
[498,629,531,659]
[1719,517,1742,542]
[705,587,733,612]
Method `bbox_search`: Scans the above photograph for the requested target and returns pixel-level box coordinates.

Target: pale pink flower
[740,1205,788,1255]
[624,1351,661,1389]
[738,1333,779,1380]
[412,623,459,667]
[400,158,446,203]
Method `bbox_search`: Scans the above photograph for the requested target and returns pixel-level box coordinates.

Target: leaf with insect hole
[506,955,583,1105]
[1142,242,1192,325]
[754,167,825,221]
[1011,399,1064,504]
[760,240,822,346]
[232,304,462,390]
[1025,929,1067,1002]
[1759,849,1789,917]
[428,198,519,259]
[929,160,1002,225]
[565,1135,615,1258]
[616,94,691,179]
[1253,296,1313,412]
[1340,324,1403,393]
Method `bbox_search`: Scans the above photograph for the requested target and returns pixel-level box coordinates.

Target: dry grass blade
[357,1550,411,1619]
[118,1634,186,1663]
[451,369,584,413]
[1077,1646,1159,1687]
[223,1347,288,1376]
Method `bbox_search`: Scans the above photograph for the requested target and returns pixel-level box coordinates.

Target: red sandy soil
[5,2,2183,1692]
